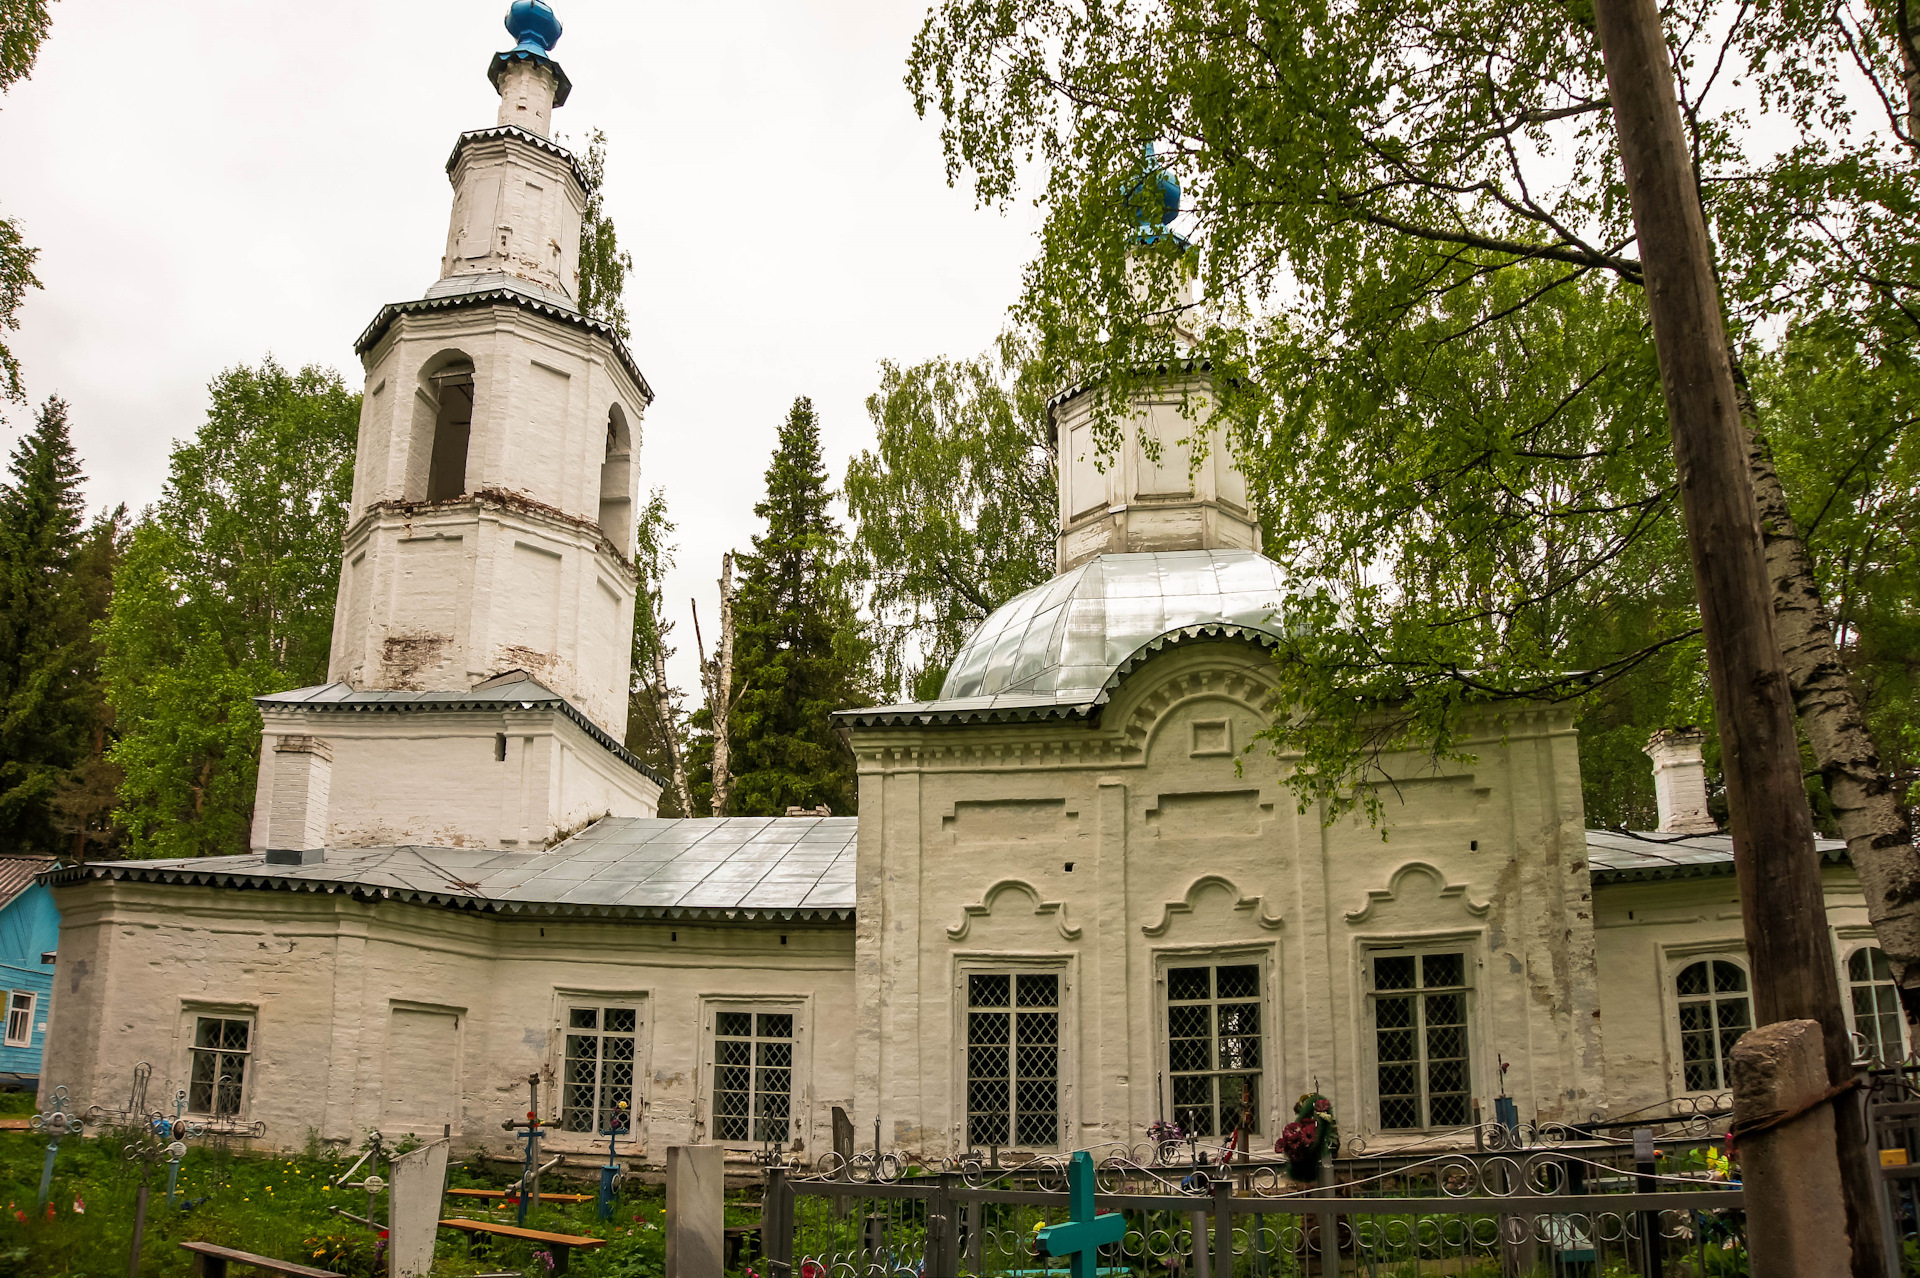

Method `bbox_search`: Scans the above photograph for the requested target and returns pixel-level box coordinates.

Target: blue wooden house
[0,857,58,1084]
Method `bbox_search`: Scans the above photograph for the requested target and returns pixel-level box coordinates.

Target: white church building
[38,4,1900,1168]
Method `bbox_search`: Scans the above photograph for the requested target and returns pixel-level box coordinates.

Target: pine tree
[724,397,871,817]
[0,395,96,849]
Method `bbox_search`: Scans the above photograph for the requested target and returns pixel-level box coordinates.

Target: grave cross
[29,1085,84,1209]
[1034,1151,1125,1278]
[500,1073,547,1225]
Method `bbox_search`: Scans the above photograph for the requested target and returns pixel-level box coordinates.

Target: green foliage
[906,0,1917,824]
[725,397,872,816]
[1755,318,1920,808]
[0,397,115,851]
[846,332,1056,701]
[625,489,692,812]
[103,359,357,858]
[0,0,55,413]
[574,129,635,342]
[0,1132,771,1278]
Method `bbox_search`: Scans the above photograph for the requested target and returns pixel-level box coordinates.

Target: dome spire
[489,1,572,136]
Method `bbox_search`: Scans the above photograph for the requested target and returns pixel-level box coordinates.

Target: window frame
[557,1002,644,1138]
[951,954,1076,1154]
[1361,941,1478,1134]
[1664,951,1753,1096]
[1153,945,1275,1143]
[700,996,809,1150]
[186,1014,254,1119]
[3,991,33,1048]
[1842,943,1908,1065]
[961,969,1065,1151]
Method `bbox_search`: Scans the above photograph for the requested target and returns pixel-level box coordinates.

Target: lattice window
[3,992,31,1048]
[1166,963,1262,1139]
[966,972,1061,1149]
[188,1017,250,1117]
[713,1011,794,1143]
[1849,947,1908,1064]
[561,1006,639,1134]
[1370,951,1472,1131]
[1676,959,1751,1091]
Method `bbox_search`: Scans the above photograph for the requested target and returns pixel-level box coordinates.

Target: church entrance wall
[849,639,1604,1161]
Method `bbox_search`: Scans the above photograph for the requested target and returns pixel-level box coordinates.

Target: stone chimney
[1644,728,1718,834]
[263,735,333,852]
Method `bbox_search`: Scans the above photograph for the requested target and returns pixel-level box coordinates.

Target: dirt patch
[380,631,452,689]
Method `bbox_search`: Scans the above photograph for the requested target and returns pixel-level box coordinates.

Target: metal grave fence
[758,1139,1747,1278]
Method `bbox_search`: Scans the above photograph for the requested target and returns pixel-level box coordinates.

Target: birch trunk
[710,553,736,818]
[1743,398,1920,1026]
[649,642,694,818]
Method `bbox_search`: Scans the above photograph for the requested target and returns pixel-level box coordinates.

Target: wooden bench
[439,1218,607,1275]
[446,1185,595,1204]
[178,1240,344,1278]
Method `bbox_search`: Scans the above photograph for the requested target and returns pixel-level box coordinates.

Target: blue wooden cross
[1034,1151,1125,1278]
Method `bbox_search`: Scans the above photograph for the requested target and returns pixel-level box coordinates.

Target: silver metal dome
[940,549,1289,701]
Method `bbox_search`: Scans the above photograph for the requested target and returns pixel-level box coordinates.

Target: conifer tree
[724,397,871,817]
[0,395,97,849]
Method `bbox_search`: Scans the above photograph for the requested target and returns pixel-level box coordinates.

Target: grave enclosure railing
[759,1140,1747,1278]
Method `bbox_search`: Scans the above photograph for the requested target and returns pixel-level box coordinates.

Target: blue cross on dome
[1033,1151,1126,1278]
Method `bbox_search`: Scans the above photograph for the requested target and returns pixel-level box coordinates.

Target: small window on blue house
[3,992,32,1047]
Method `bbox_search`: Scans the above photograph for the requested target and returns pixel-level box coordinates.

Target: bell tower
[249,2,662,854]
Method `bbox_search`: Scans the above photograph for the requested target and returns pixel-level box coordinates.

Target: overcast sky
[0,0,1041,695]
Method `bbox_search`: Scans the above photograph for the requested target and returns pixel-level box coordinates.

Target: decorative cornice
[353,288,654,406]
[254,687,662,786]
[445,125,587,192]
[341,488,639,580]
[1142,874,1285,937]
[946,879,1082,942]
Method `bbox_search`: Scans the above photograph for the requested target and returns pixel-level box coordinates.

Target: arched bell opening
[408,351,476,503]
[598,402,633,551]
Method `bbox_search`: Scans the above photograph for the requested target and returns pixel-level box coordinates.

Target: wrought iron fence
[759,1141,1746,1278]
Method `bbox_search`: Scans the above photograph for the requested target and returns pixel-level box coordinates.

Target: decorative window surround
[3,992,32,1048]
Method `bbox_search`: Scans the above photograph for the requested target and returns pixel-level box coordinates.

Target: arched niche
[407,349,475,503]
[598,403,633,551]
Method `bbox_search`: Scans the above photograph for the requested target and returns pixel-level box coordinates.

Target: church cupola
[1049,152,1259,574]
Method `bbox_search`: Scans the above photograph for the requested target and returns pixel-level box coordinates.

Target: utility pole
[1590,0,1882,1269]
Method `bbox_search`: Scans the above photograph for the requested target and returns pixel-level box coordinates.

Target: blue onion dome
[506,1,563,55]
[939,549,1289,701]
[1126,143,1184,244]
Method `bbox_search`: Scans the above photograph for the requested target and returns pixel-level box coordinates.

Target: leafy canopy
[846,332,1057,700]
[908,0,1918,822]
[104,358,358,858]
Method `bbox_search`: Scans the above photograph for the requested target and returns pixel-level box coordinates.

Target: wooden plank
[437,1218,606,1248]
[445,1186,594,1203]
[177,1240,345,1278]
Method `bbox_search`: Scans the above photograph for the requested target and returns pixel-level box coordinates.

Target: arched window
[1676,959,1751,1091]
[426,361,475,501]
[1849,947,1907,1064]
[598,404,633,549]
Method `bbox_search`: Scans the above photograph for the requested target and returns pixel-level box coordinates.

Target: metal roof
[837,621,1280,729]
[1586,828,1849,885]
[942,550,1288,701]
[353,286,654,406]
[0,855,53,909]
[43,816,857,923]
[256,674,662,785]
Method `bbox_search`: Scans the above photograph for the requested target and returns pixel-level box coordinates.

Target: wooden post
[1590,0,1884,1269]
[1731,1021,1850,1275]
